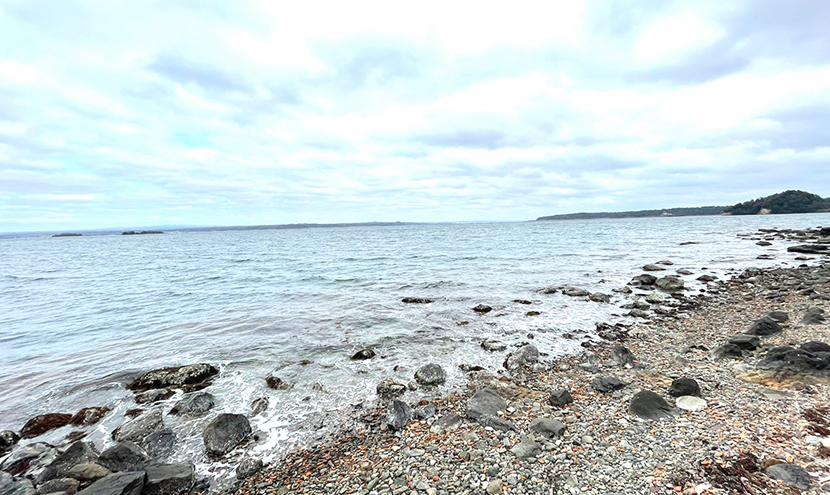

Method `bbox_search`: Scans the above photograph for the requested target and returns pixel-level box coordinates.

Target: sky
[1,0,829,231]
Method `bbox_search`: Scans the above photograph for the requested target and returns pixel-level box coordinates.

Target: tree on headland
[723,190,830,215]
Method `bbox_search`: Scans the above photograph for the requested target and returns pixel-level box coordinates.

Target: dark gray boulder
[609,346,635,367]
[139,430,176,460]
[44,442,99,481]
[1,444,56,477]
[142,463,194,495]
[764,463,811,490]
[350,349,375,360]
[376,378,407,400]
[0,431,19,456]
[590,377,626,393]
[97,443,148,473]
[134,390,174,405]
[413,404,436,420]
[629,274,657,287]
[112,411,163,444]
[668,378,700,398]
[589,293,611,303]
[745,317,782,337]
[561,287,590,297]
[126,364,218,392]
[503,344,539,371]
[401,297,433,304]
[802,308,826,325]
[727,334,760,351]
[75,472,145,495]
[235,458,263,480]
[629,391,676,420]
[801,341,830,353]
[548,388,573,408]
[466,388,506,420]
[655,276,684,293]
[528,418,566,438]
[202,414,251,458]
[0,473,35,495]
[36,477,79,495]
[767,311,789,322]
[788,244,828,254]
[414,364,446,386]
[696,275,717,282]
[386,400,412,432]
[712,344,743,360]
[756,346,829,374]
[472,304,492,313]
[169,393,214,417]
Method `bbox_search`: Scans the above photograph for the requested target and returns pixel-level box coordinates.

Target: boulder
[69,408,110,427]
[537,287,558,294]
[802,308,826,325]
[629,274,657,287]
[510,437,540,460]
[528,418,566,438]
[142,463,194,495]
[168,393,214,417]
[350,349,375,360]
[21,414,73,439]
[756,346,829,374]
[712,344,743,360]
[655,277,684,293]
[696,274,717,282]
[764,463,811,490]
[249,398,269,418]
[472,304,492,314]
[36,477,79,495]
[139,430,176,460]
[0,431,19,455]
[97,443,148,473]
[126,364,218,392]
[432,413,463,433]
[0,444,56,476]
[787,244,828,254]
[675,396,707,412]
[45,442,99,480]
[642,264,666,271]
[644,293,663,304]
[590,377,626,393]
[376,378,407,400]
[466,388,506,420]
[629,391,676,420]
[134,390,174,405]
[235,458,263,480]
[745,317,782,337]
[801,341,830,353]
[414,364,446,387]
[386,400,412,432]
[0,473,35,495]
[202,414,251,458]
[548,388,573,408]
[668,378,700,398]
[503,344,539,371]
[112,411,163,444]
[481,341,507,352]
[609,346,635,367]
[589,293,610,303]
[676,268,694,275]
[727,334,760,351]
[66,464,110,483]
[561,287,589,297]
[74,472,145,495]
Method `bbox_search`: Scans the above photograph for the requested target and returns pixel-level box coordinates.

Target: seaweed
[701,452,762,494]
[803,407,830,436]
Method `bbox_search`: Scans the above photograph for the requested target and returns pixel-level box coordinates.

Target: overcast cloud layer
[1,0,829,231]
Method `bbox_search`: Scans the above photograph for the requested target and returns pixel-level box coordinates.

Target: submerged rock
[169,393,214,417]
[655,276,684,293]
[503,344,539,371]
[126,364,218,392]
[629,274,657,287]
[376,378,407,400]
[69,408,111,427]
[561,287,590,297]
[401,297,433,304]
[350,349,375,360]
[589,293,611,303]
[414,364,446,386]
[202,414,251,458]
[481,340,507,352]
[265,376,293,391]
[472,304,492,314]
[249,398,269,417]
[21,414,73,439]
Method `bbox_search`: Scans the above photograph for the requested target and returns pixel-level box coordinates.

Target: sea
[1,213,828,480]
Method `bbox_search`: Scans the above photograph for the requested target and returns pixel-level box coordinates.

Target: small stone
[235,458,263,479]
[486,479,503,494]
[675,396,707,411]
[668,378,701,397]
[549,388,573,407]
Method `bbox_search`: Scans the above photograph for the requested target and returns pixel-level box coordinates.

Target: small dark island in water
[122,230,163,235]
[51,233,83,237]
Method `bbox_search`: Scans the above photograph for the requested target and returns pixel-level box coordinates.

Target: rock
[628,309,649,318]
[612,286,633,294]
[510,437,540,460]
[728,334,761,351]
[0,431,19,455]
[676,268,694,275]
[528,418,566,438]
[764,463,811,490]
[414,364,446,386]
[249,398,269,417]
[644,293,663,304]
[36,478,79,495]
[668,378,701,397]
[756,240,772,246]
[525,310,541,317]
[537,287,558,294]
[134,390,174,405]
[126,364,217,392]
[66,464,110,483]
[466,387,506,420]
[21,414,73,439]
[350,349,375,360]
[168,393,214,417]
[609,345,635,367]
[801,341,830,353]
[202,414,251,458]
[386,400,412,432]
[561,287,589,297]
[75,472,145,495]
[513,299,532,304]
[433,413,463,432]
[112,411,163,444]
[1,444,56,476]
[787,244,828,254]
[472,304,492,313]
[142,463,193,495]
[756,346,829,374]
[745,317,782,336]
[139,430,176,460]
[643,264,666,271]
[768,311,789,322]
[629,274,657,287]
[376,378,407,400]
[413,404,436,420]
[401,297,433,304]
[548,388,573,408]
[655,276,684,293]
[264,376,293,391]
[503,344,539,371]
[801,307,826,325]
[675,396,707,412]
[97,443,148,473]
[591,377,626,393]
[713,342,745,359]
[696,274,717,282]
[69,408,110,427]
[596,322,629,341]
[486,479,503,495]
[45,442,99,480]
[0,473,35,495]
[481,340,507,352]
[589,293,610,303]
[235,458,263,480]
[629,391,676,420]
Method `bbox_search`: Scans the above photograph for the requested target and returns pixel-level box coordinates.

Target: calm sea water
[1,214,828,473]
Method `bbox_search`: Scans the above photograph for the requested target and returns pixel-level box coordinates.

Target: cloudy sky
[1,0,829,231]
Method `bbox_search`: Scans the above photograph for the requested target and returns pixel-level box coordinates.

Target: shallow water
[1,214,828,478]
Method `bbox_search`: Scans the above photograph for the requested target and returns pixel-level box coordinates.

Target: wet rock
[264,376,293,391]
[802,307,826,325]
[133,390,174,405]
[643,264,666,271]
[75,471,145,495]
[655,276,684,293]
[0,444,56,476]
[596,322,629,341]
[168,392,214,417]
[126,364,218,393]
[561,287,590,297]
[45,442,99,480]
[235,458,263,480]
[249,398,269,418]
[386,400,412,432]
[97,442,148,473]
[764,463,811,490]
[696,274,717,282]
[728,334,760,351]
[609,345,635,367]
[202,414,251,458]
[676,268,694,275]
[712,343,744,360]
[629,309,649,318]
[350,349,375,360]
[589,292,610,303]
[414,364,446,386]
[788,244,828,254]
[139,430,176,460]
[112,410,163,444]
[675,396,707,412]
[644,293,663,304]
[612,286,633,294]
[591,377,626,393]
[768,311,789,322]
[537,287,557,294]
[0,473,35,495]
[513,299,532,304]
[376,378,407,400]
[68,408,110,427]
[528,418,566,438]
[668,378,701,398]
[66,464,110,483]
[21,414,73,439]
[510,437,540,460]
[36,477,79,495]
[745,316,782,336]
[143,463,194,495]
[481,340,507,352]
[503,344,539,371]
[629,274,657,287]
[472,304,492,314]
[629,391,676,420]
[0,431,19,456]
[756,240,772,246]
[548,388,573,408]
